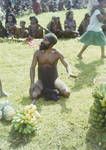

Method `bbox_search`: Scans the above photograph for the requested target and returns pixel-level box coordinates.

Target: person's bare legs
[101,46,106,59]
[0,80,7,97]
[54,78,70,98]
[77,45,89,59]
[29,80,43,104]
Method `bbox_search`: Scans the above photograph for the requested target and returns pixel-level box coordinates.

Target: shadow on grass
[20,94,72,114]
[86,127,106,150]
[36,97,72,114]
[8,130,35,149]
[72,59,104,91]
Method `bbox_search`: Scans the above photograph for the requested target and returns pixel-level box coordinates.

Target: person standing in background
[77,0,106,59]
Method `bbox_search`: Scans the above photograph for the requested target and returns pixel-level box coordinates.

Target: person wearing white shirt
[77,0,106,59]
[87,0,99,13]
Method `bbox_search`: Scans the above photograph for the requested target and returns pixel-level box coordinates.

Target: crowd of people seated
[0,0,89,16]
[32,0,89,14]
[0,9,106,39]
[0,11,44,39]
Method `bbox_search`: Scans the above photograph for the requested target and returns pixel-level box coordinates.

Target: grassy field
[0,9,106,150]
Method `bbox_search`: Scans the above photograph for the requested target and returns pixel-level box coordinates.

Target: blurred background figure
[47,16,63,38]
[28,16,43,38]
[32,0,42,15]
[58,0,65,11]
[41,0,49,12]
[87,0,99,13]
[64,10,78,38]
[5,13,17,37]
[65,0,73,10]
[78,13,90,36]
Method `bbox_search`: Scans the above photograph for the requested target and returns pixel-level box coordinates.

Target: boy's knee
[32,91,38,98]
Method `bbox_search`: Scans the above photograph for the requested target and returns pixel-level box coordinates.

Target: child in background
[28,16,43,39]
[5,13,17,37]
[78,13,90,36]
[15,21,28,38]
[47,16,63,38]
[77,0,106,59]
[64,10,76,32]
[64,10,78,38]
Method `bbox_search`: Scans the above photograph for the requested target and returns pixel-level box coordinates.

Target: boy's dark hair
[45,33,58,45]
[6,13,17,24]
[29,16,38,24]
[84,13,90,19]
[66,10,73,19]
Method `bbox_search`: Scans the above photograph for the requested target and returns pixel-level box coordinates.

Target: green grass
[0,9,106,150]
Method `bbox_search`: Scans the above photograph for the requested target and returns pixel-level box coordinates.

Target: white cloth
[87,0,99,12]
[87,9,103,32]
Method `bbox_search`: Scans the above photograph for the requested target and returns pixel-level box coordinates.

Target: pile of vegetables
[12,104,40,135]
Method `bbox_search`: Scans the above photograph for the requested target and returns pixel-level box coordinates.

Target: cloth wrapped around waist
[38,65,58,89]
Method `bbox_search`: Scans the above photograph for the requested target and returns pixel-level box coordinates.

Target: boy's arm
[59,52,77,78]
[30,51,38,87]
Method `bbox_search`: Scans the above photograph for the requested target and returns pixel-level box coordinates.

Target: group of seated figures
[0,10,106,39]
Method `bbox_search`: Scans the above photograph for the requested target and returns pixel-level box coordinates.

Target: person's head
[84,13,90,20]
[52,16,60,23]
[7,15,13,22]
[98,0,106,8]
[29,16,38,25]
[20,21,26,28]
[40,33,58,50]
[66,10,74,20]
[6,13,16,24]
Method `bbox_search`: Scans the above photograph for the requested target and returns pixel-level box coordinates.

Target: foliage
[0,9,106,150]
[12,104,40,135]
[89,84,106,129]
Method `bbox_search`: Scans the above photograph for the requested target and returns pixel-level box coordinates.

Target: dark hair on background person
[5,13,17,25]
[29,16,38,24]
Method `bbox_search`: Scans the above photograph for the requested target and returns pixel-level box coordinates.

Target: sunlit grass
[0,9,106,150]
